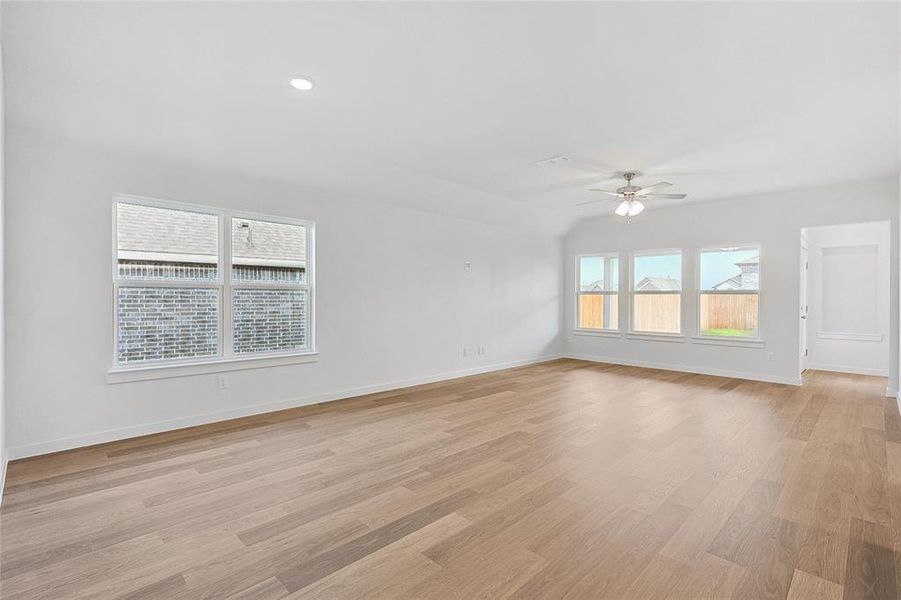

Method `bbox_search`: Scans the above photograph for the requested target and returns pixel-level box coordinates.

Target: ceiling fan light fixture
[628,200,645,216]
[582,171,685,221]
[289,77,315,91]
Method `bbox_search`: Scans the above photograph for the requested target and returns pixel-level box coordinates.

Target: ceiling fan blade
[587,189,622,197]
[635,182,672,195]
[642,193,687,200]
[577,198,616,206]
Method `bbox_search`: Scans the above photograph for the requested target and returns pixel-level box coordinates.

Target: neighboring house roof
[232,218,305,266]
[117,203,306,267]
[635,276,681,291]
[711,254,759,290]
[712,275,743,290]
[580,279,614,292]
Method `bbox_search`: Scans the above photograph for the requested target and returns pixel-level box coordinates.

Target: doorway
[801,221,891,378]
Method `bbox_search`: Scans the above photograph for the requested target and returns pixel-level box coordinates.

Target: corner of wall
[0,0,7,504]
[0,449,7,506]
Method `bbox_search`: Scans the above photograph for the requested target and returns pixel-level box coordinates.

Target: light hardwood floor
[1,359,900,599]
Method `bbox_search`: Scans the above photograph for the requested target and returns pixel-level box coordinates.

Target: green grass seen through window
[701,328,755,337]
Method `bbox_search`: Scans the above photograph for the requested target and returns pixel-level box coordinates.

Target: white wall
[0,6,7,497]
[564,178,899,388]
[805,222,891,376]
[4,127,563,458]
[897,4,901,403]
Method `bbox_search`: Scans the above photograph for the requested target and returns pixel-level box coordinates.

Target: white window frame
[629,248,683,338]
[109,194,317,382]
[695,244,762,344]
[574,253,620,334]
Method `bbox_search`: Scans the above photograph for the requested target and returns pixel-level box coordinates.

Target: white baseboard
[0,449,8,507]
[805,363,889,377]
[565,353,802,386]
[890,389,901,416]
[7,354,563,460]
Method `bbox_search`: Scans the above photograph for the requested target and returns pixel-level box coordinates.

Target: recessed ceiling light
[289,78,314,91]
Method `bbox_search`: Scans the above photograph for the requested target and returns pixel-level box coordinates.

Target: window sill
[691,336,765,349]
[108,351,320,384]
[572,329,622,338]
[625,332,685,343]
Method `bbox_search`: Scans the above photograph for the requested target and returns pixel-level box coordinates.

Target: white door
[800,241,809,374]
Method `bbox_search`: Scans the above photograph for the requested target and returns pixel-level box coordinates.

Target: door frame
[800,231,809,376]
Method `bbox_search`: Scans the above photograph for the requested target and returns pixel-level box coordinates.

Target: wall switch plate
[217,375,229,389]
[477,345,486,356]
[767,352,775,361]
[463,347,470,358]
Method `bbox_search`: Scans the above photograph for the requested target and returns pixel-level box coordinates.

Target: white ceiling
[4,1,899,234]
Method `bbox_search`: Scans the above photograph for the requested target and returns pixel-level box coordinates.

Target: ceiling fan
[579,171,687,222]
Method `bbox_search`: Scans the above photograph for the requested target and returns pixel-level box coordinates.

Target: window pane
[117,202,218,281]
[633,252,681,291]
[233,289,308,354]
[232,218,306,284]
[117,287,219,363]
[633,293,680,333]
[700,247,759,291]
[578,293,618,329]
[580,256,618,292]
[700,293,758,337]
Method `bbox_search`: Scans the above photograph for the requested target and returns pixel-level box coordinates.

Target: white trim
[691,335,765,349]
[222,214,233,357]
[119,250,305,269]
[816,331,883,342]
[565,353,801,386]
[631,247,684,259]
[108,351,320,383]
[884,387,896,399]
[0,449,7,507]
[112,194,316,372]
[629,248,683,335]
[805,363,889,377]
[624,331,686,343]
[118,250,216,263]
[696,243,761,340]
[572,329,622,338]
[575,253,620,331]
[9,354,563,460]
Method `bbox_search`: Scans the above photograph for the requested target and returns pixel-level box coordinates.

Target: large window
[699,246,759,338]
[632,250,682,334]
[577,254,619,330]
[113,197,314,367]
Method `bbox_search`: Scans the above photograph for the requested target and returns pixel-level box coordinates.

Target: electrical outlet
[463,261,472,271]
[477,345,486,356]
[767,352,775,361]
[217,375,229,389]
[463,347,470,358]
